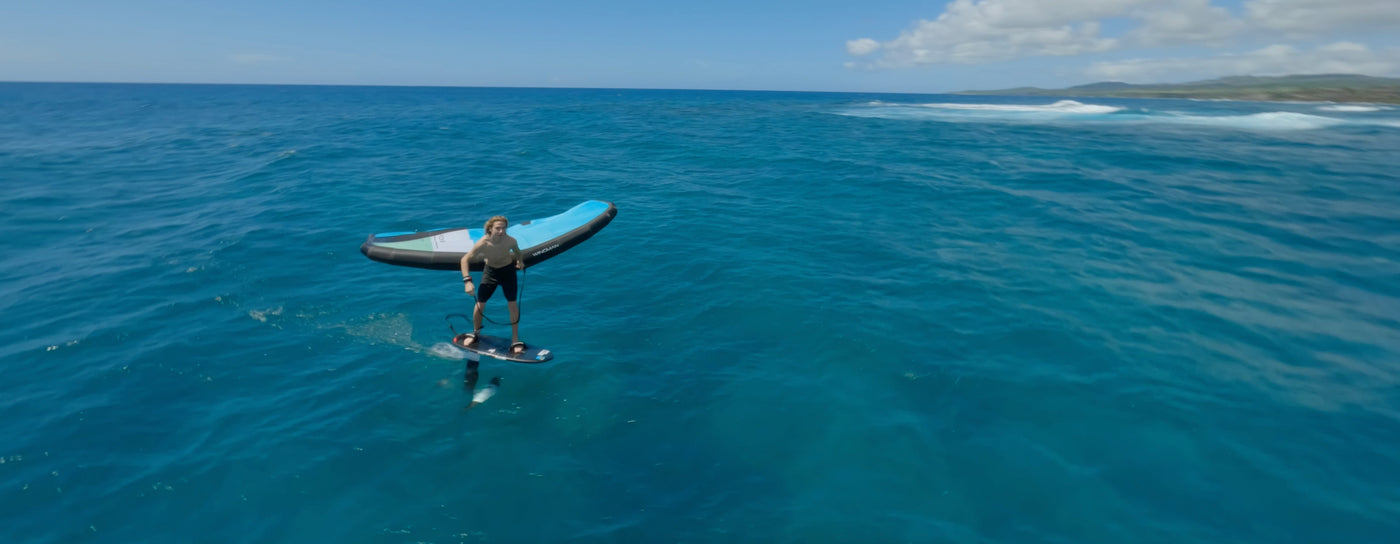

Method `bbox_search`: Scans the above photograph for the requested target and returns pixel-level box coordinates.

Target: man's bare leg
[508,301,521,352]
[471,301,485,341]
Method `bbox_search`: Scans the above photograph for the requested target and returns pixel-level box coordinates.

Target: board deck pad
[452,333,553,364]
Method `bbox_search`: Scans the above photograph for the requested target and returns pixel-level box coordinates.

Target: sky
[1,0,1397,93]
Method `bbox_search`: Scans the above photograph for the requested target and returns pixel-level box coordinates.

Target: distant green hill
[956,74,1400,104]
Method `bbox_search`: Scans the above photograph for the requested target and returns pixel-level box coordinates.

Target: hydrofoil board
[452,333,553,364]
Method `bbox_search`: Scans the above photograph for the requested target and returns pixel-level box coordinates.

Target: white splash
[428,342,470,360]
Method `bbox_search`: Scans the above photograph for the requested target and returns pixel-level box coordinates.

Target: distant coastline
[955,74,1400,105]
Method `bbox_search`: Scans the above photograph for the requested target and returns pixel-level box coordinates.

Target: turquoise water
[2,83,1399,543]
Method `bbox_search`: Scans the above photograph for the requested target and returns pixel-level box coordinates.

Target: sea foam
[1318,105,1386,113]
[1159,111,1348,131]
[919,100,1123,114]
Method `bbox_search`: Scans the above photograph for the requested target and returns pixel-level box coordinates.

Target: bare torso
[473,234,519,268]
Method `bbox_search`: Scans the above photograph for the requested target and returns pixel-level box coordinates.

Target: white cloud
[847,38,880,56]
[934,0,1150,29]
[1245,0,1400,34]
[845,0,1163,68]
[1127,0,1243,47]
[854,0,1137,67]
[848,0,1400,71]
[1085,42,1400,82]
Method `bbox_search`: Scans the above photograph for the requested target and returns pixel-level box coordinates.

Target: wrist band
[463,277,472,283]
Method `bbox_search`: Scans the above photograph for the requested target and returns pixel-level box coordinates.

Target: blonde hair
[484,215,508,231]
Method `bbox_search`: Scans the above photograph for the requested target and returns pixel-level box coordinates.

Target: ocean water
[2,82,1398,543]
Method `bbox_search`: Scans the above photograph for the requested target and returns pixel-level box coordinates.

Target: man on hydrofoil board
[458,215,527,354]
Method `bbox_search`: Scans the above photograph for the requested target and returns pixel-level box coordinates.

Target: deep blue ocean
[2,82,1399,543]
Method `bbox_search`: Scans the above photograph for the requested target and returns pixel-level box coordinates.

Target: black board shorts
[477,264,518,303]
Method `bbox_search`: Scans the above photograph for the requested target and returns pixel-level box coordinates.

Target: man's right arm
[460,240,484,292]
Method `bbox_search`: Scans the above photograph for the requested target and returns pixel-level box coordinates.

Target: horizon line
[0,79,960,96]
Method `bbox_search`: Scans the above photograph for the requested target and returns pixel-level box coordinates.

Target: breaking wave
[1317,105,1387,113]
[917,100,1124,114]
[838,99,1400,131]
